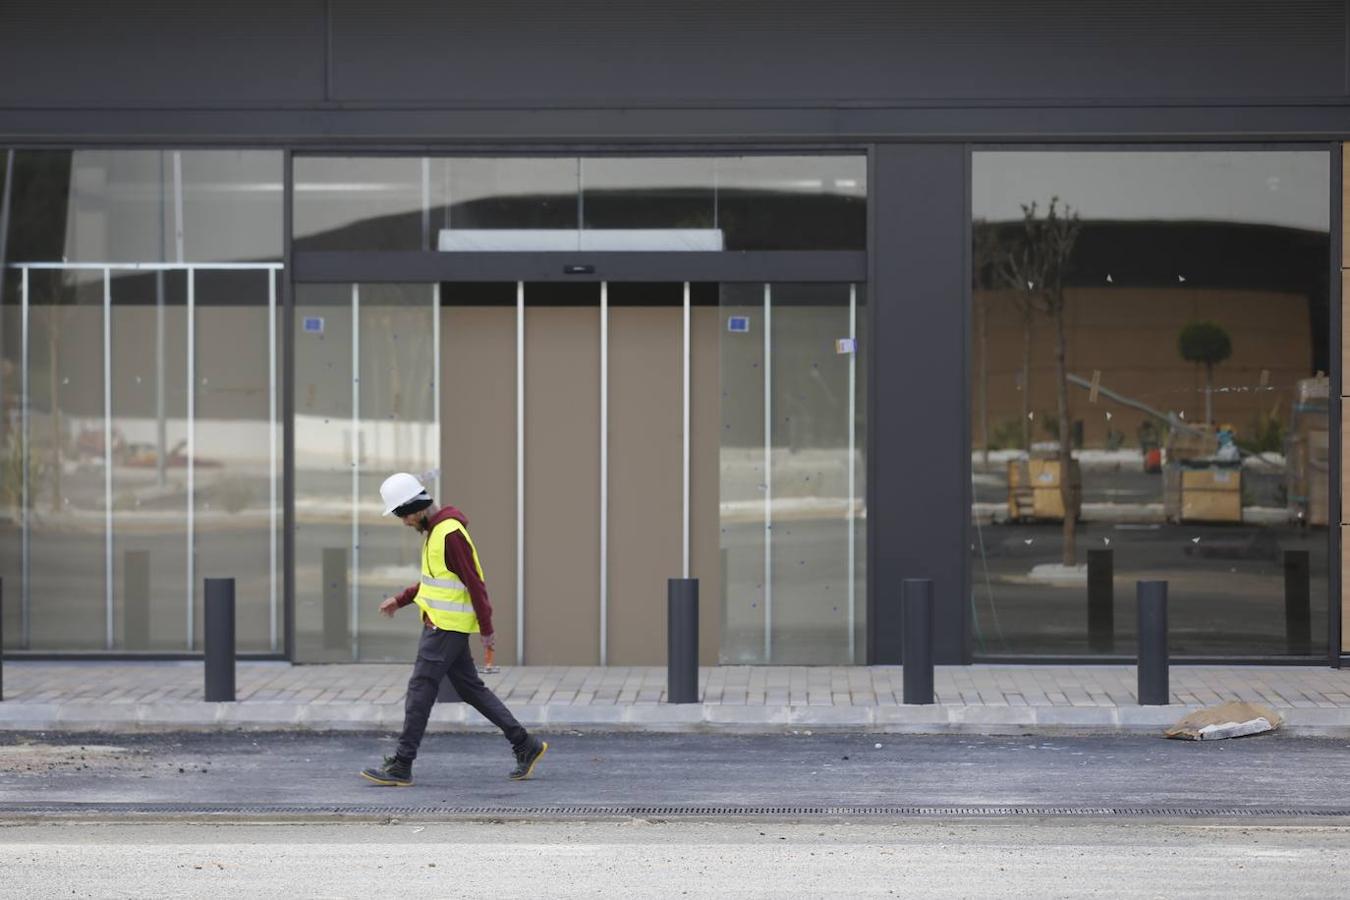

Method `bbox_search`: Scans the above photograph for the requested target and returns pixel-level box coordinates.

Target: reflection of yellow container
[1178,466,1242,523]
[1007,458,1081,522]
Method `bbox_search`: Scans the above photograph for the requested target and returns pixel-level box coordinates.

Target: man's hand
[480,632,496,652]
[378,596,400,618]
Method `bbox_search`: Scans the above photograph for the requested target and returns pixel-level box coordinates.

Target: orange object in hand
[482,645,498,673]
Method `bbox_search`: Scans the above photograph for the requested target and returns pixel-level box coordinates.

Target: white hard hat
[379,472,427,516]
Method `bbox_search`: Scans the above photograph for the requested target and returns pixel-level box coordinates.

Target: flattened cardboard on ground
[1164,701,1283,741]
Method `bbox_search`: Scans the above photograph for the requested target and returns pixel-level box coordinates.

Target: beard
[415,514,432,533]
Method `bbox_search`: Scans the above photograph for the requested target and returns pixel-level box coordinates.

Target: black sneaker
[509,738,548,781]
[360,755,413,787]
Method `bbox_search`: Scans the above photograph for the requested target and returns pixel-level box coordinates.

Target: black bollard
[322,548,349,651]
[1136,580,1169,705]
[1283,549,1311,656]
[204,578,236,702]
[123,550,150,650]
[1087,548,1114,652]
[901,579,934,705]
[667,578,699,703]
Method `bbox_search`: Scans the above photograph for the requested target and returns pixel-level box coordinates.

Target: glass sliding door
[718,283,866,664]
[293,282,439,662]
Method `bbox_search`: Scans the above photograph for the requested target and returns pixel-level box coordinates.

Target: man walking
[361,472,548,786]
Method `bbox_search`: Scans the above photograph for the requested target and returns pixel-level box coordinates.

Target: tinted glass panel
[292,155,866,252]
[6,150,282,263]
[970,150,1331,657]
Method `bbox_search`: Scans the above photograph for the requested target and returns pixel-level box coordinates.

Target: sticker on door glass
[303,316,325,335]
[727,316,750,333]
[836,338,856,354]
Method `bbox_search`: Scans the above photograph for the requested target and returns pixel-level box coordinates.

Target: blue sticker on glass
[727,316,750,333]
[303,316,325,335]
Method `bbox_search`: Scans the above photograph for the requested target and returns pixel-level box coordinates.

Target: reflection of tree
[972,220,998,464]
[998,199,1082,567]
[1177,320,1232,426]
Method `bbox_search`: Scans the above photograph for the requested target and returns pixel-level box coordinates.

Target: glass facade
[1,143,1337,664]
[1,150,284,653]
[970,150,1331,657]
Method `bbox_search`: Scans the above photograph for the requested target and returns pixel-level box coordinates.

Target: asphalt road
[1,731,1348,816]
[3,820,1349,899]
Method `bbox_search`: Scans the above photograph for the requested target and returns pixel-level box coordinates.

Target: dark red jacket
[394,505,494,636]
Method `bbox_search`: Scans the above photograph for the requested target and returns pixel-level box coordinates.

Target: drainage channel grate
[3,804,1349,819]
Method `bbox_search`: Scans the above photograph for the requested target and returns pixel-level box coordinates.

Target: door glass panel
[293,282,438,662]
[193,269,280,653]
[110,269,188,651]
[293,283,356,661]
[355,283,439,660]
[440,283,520,664]
[718,284,768,662]
[26,269,106,649]
[523,283,601,664]
[718,283,866,664]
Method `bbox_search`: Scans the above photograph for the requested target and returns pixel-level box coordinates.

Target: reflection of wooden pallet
[1164,463,1241,523]
[1006,458,1080,522]
[1010,485,1037,521]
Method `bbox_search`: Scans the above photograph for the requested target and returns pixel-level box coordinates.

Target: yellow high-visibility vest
[414,517,484,633]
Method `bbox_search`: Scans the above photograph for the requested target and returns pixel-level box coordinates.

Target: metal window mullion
[172,152,184,263]
[516,281,525,664]
[599,281,608,666]
[682,281,691,579]
[848,284,857,664]
[421,157,432,252]
[268,270,278,652]
[103,268,113,650]
[20,267,30,647]
[351,283,361,662]
[763,283,772,663]
[433,282,441,500]
[186,267,196,650]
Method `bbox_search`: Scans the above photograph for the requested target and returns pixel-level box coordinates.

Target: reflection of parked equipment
[1007,449,1081,522]
[1286,376,1329,527]
[1163,423,1242,524]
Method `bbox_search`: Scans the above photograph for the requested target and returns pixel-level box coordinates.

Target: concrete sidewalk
[2,660,1350,734]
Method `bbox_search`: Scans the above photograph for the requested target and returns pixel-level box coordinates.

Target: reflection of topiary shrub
[1177,321,1232,424]
[0,432,49,512]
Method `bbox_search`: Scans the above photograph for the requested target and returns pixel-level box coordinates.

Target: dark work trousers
[396,625,528,762]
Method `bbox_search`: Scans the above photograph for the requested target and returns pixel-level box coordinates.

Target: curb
[3,702,1349,736]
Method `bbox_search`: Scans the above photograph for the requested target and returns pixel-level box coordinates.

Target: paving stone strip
[2,662,1349,734]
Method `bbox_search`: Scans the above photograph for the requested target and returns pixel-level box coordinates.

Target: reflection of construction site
[972,220,1330,528]
[989,374,1327,528]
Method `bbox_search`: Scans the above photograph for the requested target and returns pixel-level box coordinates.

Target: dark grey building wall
[1,1,1349,141]
[869,145,970,664]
